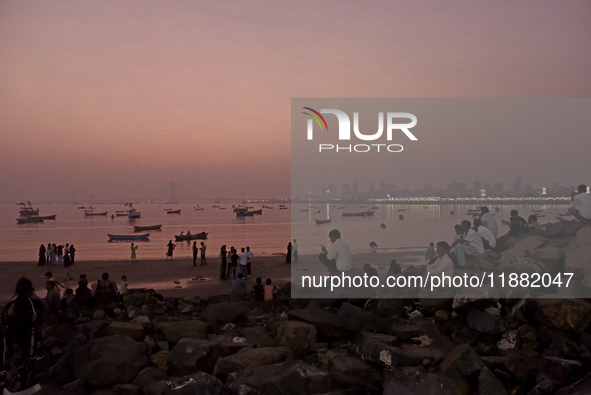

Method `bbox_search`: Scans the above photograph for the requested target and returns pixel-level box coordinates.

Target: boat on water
[279,207,288,210]
[236,209,254,217]
[35,215,57,220]
[166,209,181,214]
[532,209,544,213]
[195,208,204,211]
[108,233,150,241]
[85,212,108,216]
[343,211,374,217]
[128,211,141,218]
[218,207,226,210]
[17,217,44,224]
[371,206,379,210]
[134,224,162,231]
[77,206,86,209]
[315,219,331,224]
[534,214,546,217]
[301,209,309,212]
[174,232,208,241]
[249,209,263,215]
[212,205,220,208]
[116,212,128,217]
[18,201,39,216]
[397,209,405,212]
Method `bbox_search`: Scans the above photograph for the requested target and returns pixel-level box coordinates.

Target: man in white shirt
[319,229,352,273]
[478,206,498,238]
[473,219,496,250]
[569,184,591,223]
[427,241,453,277]
[239,247,249,278]
[450,220,484,267]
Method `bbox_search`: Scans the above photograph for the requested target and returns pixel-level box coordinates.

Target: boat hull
[108,233,150,241]
[315,219,331,224]
[174,232,208,241]
[85,212,108,216]
[166,210,181,214]
[134,224,162,231]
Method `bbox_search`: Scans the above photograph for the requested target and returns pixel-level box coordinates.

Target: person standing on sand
[193,242,198,266]
[239,247,248,278]
[286,242,292,264]
[46,243,51,266]
[63,249,73,281]
[166,240,175,260]
[292,239,298,263]
[69,245,76,264]
[219,245,227,280]
[1,278,44,395]
[38,244,46,266]
[246,246,253,276]
[200,242,207,266]
[56,244,64,264]
[130,243,138,262]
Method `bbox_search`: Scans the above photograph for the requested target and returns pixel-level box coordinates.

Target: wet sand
[0,251,423,305]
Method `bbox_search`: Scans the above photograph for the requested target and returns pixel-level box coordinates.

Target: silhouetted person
[286,242,292,263]
[166,240,175,260]
[569,184,591,222]
[38,244,46,266]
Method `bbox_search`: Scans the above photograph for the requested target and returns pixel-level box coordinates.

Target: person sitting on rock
[94,273,118,304]
[363,263,379,278]
[478,206,498,237]
[231,273,246,299]
[473,219,496,250]
[569,184,591,223]
[251,277,265,301]
[264,278,274,301]
[426,241,454,277]
[318,229,352,274]
[501,210,529,237]
[528,215,545,235]
[449,220,484,267]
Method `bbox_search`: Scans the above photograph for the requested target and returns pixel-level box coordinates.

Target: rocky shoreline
[4,219,591,395]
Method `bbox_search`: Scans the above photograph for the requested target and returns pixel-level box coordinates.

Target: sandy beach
[0,250,424,305]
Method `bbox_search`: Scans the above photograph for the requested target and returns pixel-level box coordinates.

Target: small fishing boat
[128,211,141,218]
[116,210,126,213]
[36,215,57,220]
[212,205,220,208]
[301,209,309,212]
[249,209,263,215]
[17,217,44,224]
[18,201,39,216]
[236,209,254,217]
[218,207,226,210]
[174,232,208,241]
[397,209,405,212]
[195,208,204,211]
[266,206,273,209]
[85,212,108,216]
[371,206,379,210]
[166,209,181,214]
[134,224,162,231]
[337,206,346,209]
[116,212,128,217]
[279,207,288,210]
[315,219,331,224]
[108,233,150,241]
[342,211,374,217]
[78,206,86,209]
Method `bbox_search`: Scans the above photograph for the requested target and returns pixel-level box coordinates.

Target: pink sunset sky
[1,1,590,201]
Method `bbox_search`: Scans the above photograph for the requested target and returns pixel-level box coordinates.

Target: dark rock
[70,335,149,387]
[242,326,275,348]
[144,372,226,395]
[466,310,506,336]
[168,338,233,375]
[107,322,145,341]
[328,351,383,392]
[383,372,463,395]
[477,367,507,395]
[134,367,169,389]
[213,347,290,376]
[555,372,591,395]
[156,320,208,343]
[526,299,591,333]
[287,308,338,338]
[112,384,141,395]
[439,344,485,379]
[542,357,584,385]
[201,301,250,324]
[332,302,386,332]
[533,247,565,274]
[61,378,86,395]
[264,360,332,395]
[275,321,318,349]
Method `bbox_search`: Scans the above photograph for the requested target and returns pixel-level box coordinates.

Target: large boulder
[275,321,318,349]
[526,299,591,333]
[533,246,565,274]
[143,372,226,395]
[201,301,250,324]
[555,372,591,395]
[264,360,332,395]
[565,227,591,275]
[213,347,290,376]
[287,308,338,338]
[331,302,386,332]
[156,320,208,343]
[465,310,507,336]
[328,351,383,392]
[438,344,485,379]
[169,338,233,375]
[500,236,546,263]
[107,322,145,341]
[70,335,149,387]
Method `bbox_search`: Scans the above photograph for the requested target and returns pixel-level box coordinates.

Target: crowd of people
[38,243,76,282]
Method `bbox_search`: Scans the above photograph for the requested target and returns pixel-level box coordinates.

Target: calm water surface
[0,202,569,262]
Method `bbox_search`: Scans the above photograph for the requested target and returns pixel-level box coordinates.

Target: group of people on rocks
[230,275,275,301]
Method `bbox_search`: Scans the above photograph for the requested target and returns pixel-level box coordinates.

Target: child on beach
[45,271,63,289]
[264,278,274,301]
[251,277,264,301]
[120,275,129,295]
